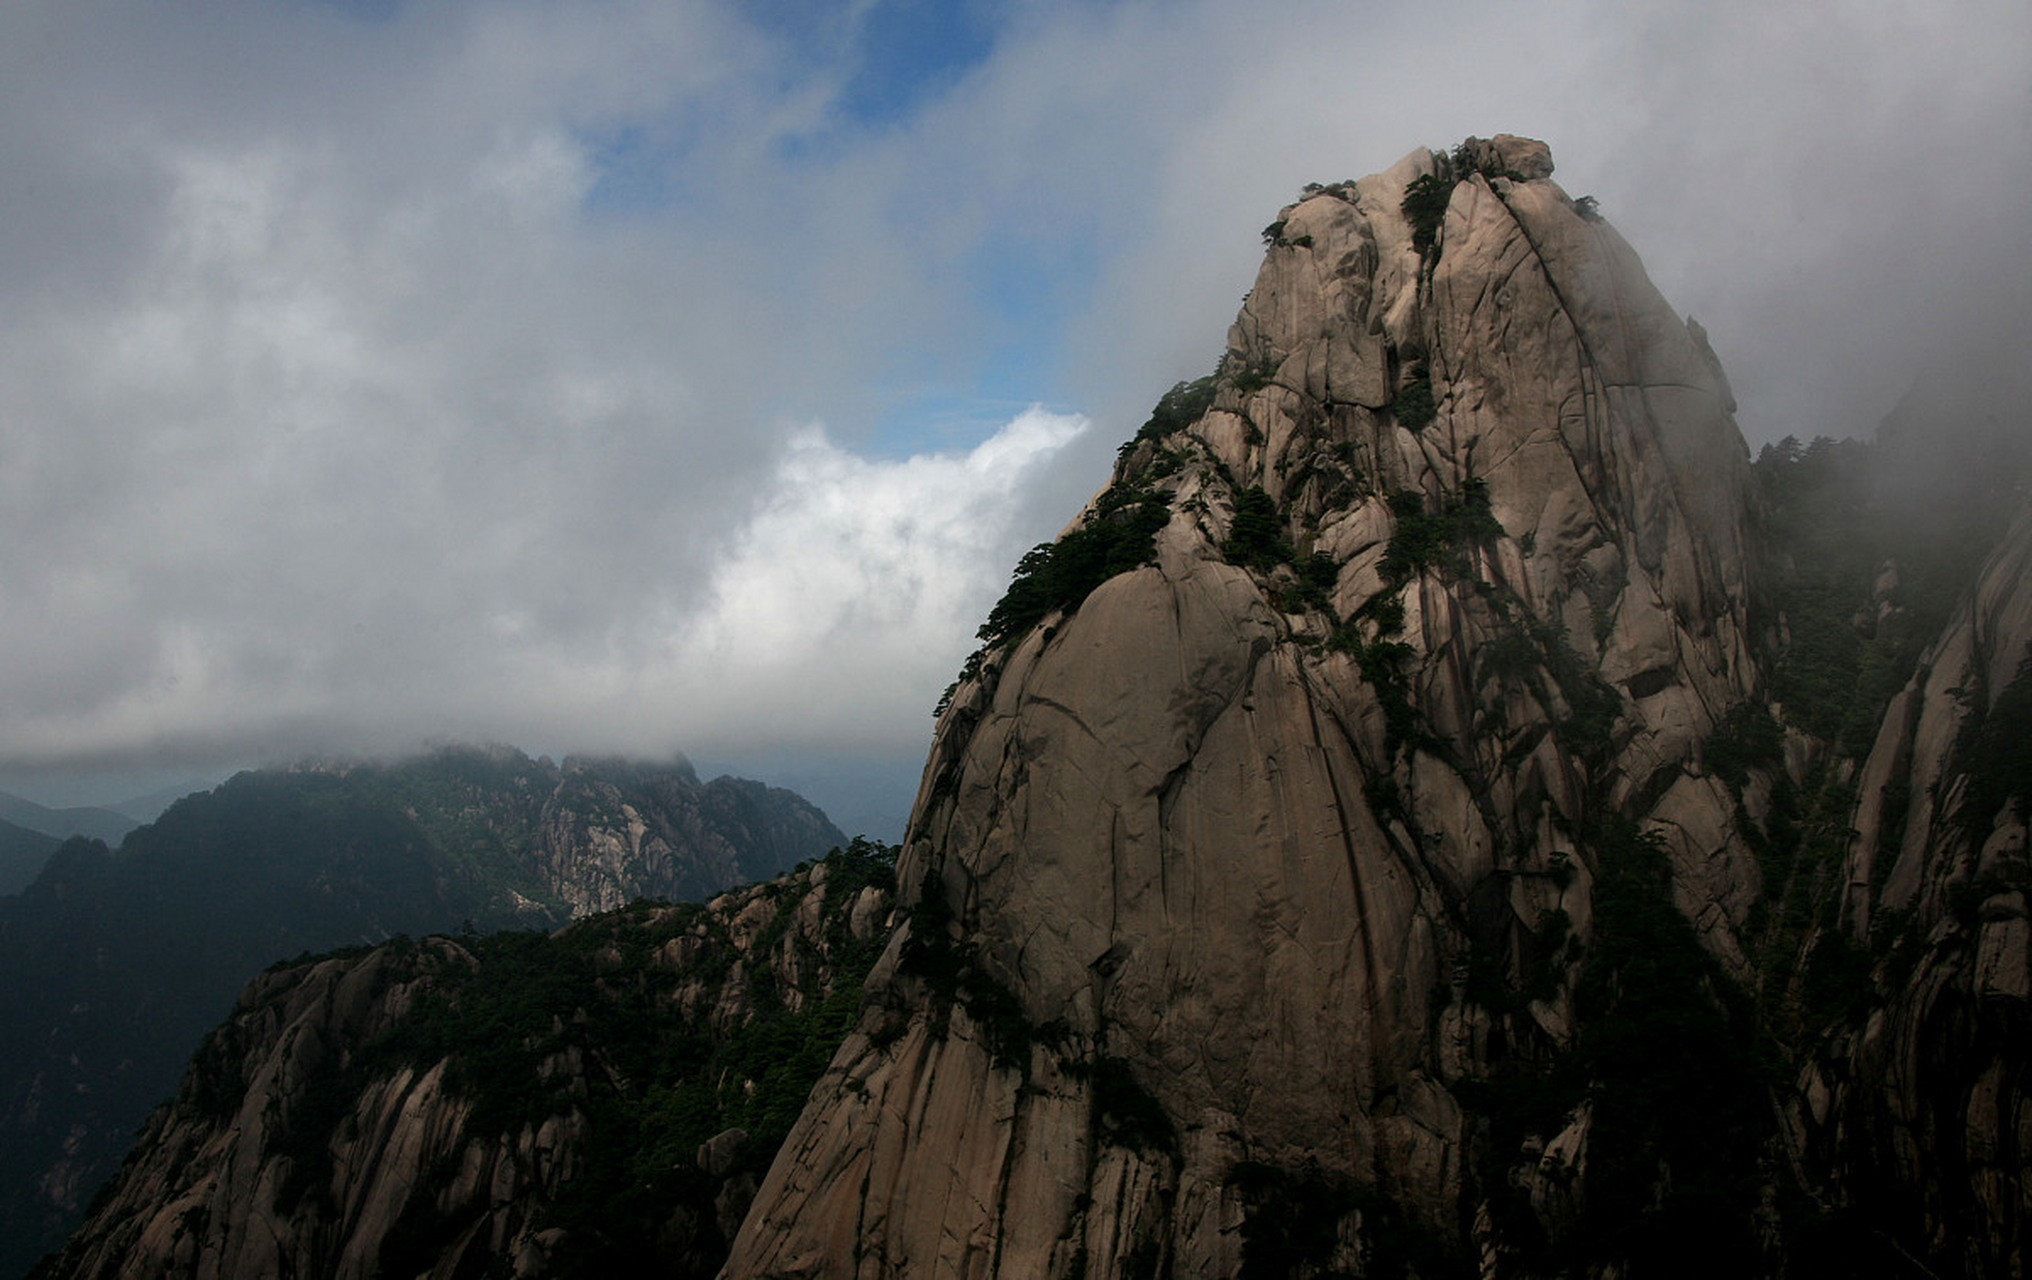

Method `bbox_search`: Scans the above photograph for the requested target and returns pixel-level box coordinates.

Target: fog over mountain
[0,0,2025,825]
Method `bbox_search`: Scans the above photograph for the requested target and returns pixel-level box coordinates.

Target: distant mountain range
[0,793,138,857]
[0,782,223,895]
[0,745,844,1278]
[0,820,58,898]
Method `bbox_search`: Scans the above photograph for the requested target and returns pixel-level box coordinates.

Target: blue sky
[0,0,2026,834]
[800,0,1001,130]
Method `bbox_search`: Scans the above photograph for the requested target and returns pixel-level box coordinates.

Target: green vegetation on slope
[975,485,1171,649]
[200,841,896,1280]
[1571,823,1767,1273]
[1132,375,1217,447]
[1455,818,1770,1276]
[1755,433,1998,752]
[1736,432,2022,1032]
[942,373,1215,713]
[1377,483,1502,586]
[1402,170,1453,258]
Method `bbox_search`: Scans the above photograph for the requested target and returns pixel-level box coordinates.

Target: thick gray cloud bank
[1,0,2026,807]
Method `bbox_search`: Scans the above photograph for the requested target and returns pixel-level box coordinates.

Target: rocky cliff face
[1802,507,2032,1277]
[33,842,897,1280]
[316,746,849,916]
[725,137,1782,1277]
[528,761,850,916]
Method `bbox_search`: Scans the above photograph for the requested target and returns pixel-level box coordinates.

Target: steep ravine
[725,135,1779,1278]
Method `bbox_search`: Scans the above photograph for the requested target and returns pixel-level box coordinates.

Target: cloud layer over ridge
[1,0,2025,818]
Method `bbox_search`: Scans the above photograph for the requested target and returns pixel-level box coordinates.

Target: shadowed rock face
[1810,507,2032,1278]
[723,138,1772,1277]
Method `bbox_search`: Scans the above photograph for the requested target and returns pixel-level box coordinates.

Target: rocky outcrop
[531,760,849,915]
[724,138,1771,1277]
[1800,505,2032,1277]
[286,745,846,918]
[33,843,897,1280]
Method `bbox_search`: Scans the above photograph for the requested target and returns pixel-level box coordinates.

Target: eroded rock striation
[725,137,1779,1277]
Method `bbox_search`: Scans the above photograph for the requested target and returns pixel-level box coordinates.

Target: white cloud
[651,408,1088,751]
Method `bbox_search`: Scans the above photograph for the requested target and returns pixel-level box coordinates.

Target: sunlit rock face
[723,137,1770,1277]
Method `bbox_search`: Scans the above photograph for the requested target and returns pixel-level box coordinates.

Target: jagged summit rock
[722,137,1771,1277]
[1457,132,1554,180]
